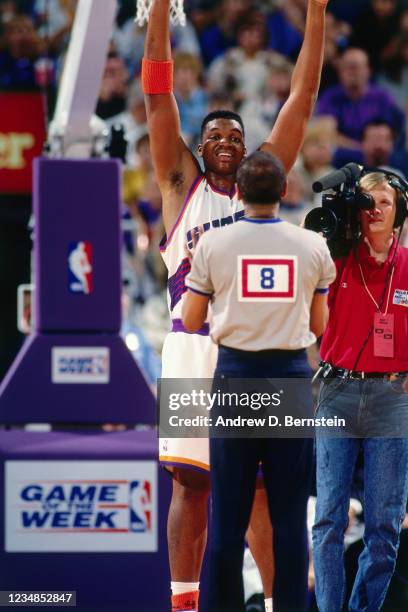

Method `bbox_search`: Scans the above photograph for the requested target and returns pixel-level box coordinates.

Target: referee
[182,151,336,612]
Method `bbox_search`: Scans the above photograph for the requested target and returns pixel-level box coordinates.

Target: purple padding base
[0,333,156,424]
[0,430,172,611]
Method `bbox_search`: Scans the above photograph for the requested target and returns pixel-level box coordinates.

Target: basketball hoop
[136,0,186,27]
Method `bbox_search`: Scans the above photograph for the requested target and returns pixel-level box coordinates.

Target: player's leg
[246,480,274,601]
[168,468,210,580]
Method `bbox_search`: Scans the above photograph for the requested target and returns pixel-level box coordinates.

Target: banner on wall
[5,460,158,552]
[0,91,46,195]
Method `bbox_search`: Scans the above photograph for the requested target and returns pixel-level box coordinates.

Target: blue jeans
[312,378,408,612]
[208,346,313,612]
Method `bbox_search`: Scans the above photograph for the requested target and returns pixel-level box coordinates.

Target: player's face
[360,182,396,237]
[199,119,246,176]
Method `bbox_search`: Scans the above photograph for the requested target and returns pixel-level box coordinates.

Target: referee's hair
[237,151,286,205]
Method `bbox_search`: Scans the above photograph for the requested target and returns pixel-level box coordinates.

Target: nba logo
[129,481,152,533]
[68,241,93,294]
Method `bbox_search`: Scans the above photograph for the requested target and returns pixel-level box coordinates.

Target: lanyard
[358,264,395,315]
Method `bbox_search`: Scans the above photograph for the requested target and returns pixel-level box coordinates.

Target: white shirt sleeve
[316,240,337,292]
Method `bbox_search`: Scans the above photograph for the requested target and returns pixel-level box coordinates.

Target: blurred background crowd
[1,0,408,381]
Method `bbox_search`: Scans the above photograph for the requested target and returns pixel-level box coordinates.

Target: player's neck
[205,171,236,197]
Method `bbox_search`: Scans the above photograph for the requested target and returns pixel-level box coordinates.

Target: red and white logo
[68,241,93,294]
[237,255,297,302]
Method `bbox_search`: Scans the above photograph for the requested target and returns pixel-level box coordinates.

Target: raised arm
[261,0,328,172]
[143,0,199,233]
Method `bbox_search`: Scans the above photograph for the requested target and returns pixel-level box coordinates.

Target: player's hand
[184,226,204,263]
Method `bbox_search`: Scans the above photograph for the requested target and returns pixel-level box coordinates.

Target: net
[136,0,186,26]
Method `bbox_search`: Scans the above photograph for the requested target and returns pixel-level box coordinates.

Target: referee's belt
[318,361,408,381]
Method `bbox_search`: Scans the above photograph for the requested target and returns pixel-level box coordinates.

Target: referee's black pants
[208,345,313,612]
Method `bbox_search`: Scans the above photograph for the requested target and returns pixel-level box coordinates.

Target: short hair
[174,51,203,78]
[362,119,396,140]
[359,172,397,203]
[237,151,286,205]
[201,110,245,139]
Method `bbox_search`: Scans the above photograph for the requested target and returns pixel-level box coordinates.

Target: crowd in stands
[1,0,408,360]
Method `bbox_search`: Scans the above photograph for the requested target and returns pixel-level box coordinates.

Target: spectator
[361,120,399,169]
[279,168,310,225]
[240,55,293,152]
[34,0,76,57]
[95,52,128,120]
[123,134,162,243]
[198,0,251,66]
[280,0,308,34]
[114,15,201,77]
[319,11,351,92]
[207,11,285,108]
[0,1,19,30]
[265,4,302,59]
[207,92,235,113]
[0,13,46,88]
[379,31,408,111]
[296,117,337,206]
[318,47,405,151]
[123,134,155,211]
[333,119,408,177]
[350,0,402,70]
[105,79,147,165]
[174,51,209,146]
[186,0,217,32]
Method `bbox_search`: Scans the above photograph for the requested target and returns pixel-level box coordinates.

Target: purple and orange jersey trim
[159,455,210,473]
[159,174,204,253]
[168,257,191,311]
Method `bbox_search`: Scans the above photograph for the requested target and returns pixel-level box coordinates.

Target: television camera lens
[304,208,338,240]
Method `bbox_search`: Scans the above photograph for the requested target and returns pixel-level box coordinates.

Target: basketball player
[142,1,329,610]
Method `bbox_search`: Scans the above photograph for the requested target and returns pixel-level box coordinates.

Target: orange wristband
[142,58,174,94]
[312,0,328,6]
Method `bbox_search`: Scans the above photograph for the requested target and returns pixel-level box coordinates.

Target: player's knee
[172,467,210,494]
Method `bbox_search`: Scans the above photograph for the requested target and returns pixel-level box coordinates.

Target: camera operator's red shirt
[321,238,408,372]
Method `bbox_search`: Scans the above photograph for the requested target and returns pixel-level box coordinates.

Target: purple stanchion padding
[0,430,174,610]
[0,157,156,424]
[34,158,122,333]
[0,334,156,424]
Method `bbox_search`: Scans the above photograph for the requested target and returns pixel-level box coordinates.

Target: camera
[305,163,408,258]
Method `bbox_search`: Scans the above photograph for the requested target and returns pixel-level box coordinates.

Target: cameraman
[312,171,408,611]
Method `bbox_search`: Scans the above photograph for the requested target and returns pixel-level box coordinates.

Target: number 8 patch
[237,255,297,302]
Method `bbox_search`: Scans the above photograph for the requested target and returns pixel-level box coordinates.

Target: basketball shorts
[159,331,218,472]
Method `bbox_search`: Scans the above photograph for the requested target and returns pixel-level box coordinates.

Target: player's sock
[171,582,199,611]
[265,598,273,612]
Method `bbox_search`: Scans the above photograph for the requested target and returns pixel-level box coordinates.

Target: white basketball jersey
[160,174,244,320]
